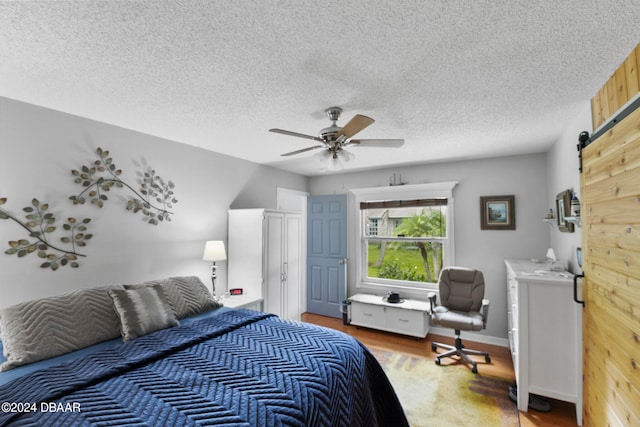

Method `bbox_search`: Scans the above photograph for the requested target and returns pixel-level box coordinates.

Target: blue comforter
[0,309,407,426]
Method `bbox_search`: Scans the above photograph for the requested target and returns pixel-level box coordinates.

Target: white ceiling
[1,1,639,176]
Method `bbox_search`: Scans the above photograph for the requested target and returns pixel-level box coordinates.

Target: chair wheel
[435,359,441,365]
[472,366,478,374]
[485,355,491,363]
[431,344,437,352]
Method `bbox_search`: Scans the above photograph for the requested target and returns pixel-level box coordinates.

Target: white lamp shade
[202,240,227,261]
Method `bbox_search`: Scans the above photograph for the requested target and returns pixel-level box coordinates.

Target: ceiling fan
[269,107,404,169]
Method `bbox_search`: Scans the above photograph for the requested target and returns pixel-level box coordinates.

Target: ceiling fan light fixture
[314,149,331,160]
[314,148,345,171]
[327,155,343,171]
[341,149,355,162]
[314,149,330,169]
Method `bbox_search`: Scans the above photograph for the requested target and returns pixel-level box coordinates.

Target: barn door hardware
[577,131,589,173]
[579,96,640,173]
[573,274,585,306]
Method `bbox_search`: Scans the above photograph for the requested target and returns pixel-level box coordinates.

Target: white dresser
[348,293,430,338]
[505,259,582,425]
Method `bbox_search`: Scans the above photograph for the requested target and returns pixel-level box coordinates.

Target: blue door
[306,194,347,318]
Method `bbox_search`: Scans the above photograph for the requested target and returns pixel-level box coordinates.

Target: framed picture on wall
[556,190,574,233]
[480,195,515,230]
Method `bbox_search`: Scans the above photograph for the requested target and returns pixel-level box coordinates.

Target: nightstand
[222,294,263,311]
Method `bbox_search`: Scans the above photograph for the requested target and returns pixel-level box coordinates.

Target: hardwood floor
[301,313,579,427]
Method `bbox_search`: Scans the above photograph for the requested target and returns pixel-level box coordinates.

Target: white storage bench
[348,293,430,338]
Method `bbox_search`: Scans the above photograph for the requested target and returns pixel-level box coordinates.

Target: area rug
[370,347,520,427]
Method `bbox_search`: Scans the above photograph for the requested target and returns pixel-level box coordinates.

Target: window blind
[360,198,447,210]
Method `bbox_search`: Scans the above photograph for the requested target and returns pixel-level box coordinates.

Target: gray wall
[546,103,589,274]
[0,97,308,307]
[309,153,551,342]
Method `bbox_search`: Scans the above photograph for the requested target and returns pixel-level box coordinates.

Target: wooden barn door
[580,101,640,426]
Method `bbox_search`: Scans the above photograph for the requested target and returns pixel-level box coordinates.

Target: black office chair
[428,267,491,373]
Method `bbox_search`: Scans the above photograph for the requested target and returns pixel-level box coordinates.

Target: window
[362,199,447,284]
[367,218,379,236]
[350,182,457,292]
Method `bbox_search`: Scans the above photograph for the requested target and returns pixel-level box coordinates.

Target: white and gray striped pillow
[108,285,179,341]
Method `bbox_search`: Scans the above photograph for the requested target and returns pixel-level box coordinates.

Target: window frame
[349,182,458,293]
[367,217,379,236]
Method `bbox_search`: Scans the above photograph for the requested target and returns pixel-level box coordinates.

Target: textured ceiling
[1,1,639,176]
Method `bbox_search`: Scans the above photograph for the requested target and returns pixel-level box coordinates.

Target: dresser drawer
[508,278,518,305]
[386,307,427,337]
[351,301,386,330]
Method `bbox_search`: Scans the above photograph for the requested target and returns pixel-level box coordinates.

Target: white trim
[349,182,458,291]
[349,181,458,199]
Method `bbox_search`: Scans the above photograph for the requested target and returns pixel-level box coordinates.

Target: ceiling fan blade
[334,114,374,140]
[269,128,324,142]
[348,139,405,147]
[280,145,325,157]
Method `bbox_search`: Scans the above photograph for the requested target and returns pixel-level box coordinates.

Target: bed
[0,277,408,426]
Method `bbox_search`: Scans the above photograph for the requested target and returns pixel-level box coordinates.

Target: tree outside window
[363,201,447,285]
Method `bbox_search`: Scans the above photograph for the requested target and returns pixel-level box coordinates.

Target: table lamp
[202,240,226,300]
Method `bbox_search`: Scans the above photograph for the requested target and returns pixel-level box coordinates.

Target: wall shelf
[564,216,581,227]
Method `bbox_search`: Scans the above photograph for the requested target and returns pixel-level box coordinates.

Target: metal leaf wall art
[2,146,178,270]
[0,197,91,270]
[69,147,177,225]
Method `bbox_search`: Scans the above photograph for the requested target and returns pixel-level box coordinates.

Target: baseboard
[428,326,509,348]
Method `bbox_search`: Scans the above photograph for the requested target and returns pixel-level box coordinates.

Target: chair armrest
[481,298,490,326]
[427,292,437,312]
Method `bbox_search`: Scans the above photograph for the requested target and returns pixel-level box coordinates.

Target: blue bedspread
[0,309,407,426]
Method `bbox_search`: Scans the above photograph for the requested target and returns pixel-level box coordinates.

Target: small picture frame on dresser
[556,190,574,233]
